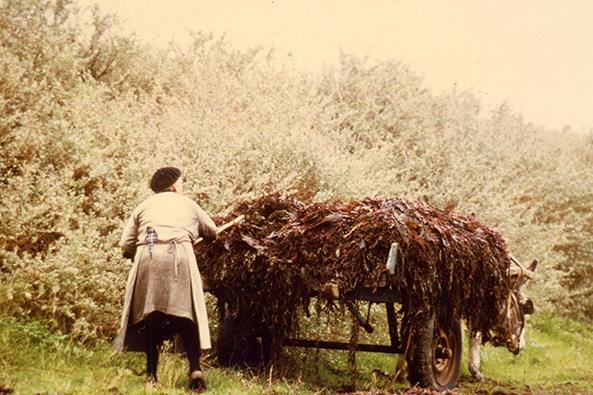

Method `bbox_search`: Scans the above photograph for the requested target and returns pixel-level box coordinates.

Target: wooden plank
[284,338,401,354]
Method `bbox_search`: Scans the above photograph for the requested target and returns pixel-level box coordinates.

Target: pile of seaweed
[195,193,511,359]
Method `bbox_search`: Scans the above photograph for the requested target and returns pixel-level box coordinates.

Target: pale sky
[79,0,593,132]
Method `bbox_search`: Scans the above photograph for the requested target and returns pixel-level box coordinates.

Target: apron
[113,239,211,352]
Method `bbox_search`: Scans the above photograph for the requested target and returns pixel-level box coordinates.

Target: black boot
[189,370,206,392]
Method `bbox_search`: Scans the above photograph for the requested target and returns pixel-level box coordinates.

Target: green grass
[460,313,593,394]
[1,314,592,394]
[0,317,312,394]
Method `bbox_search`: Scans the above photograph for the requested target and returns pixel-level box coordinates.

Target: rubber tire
[406,312,462,391]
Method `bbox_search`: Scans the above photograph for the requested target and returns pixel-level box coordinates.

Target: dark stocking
[172,316,201,372]
[146,335,160,381]
[143,311,168,381]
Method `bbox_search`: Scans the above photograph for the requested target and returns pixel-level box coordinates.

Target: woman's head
[150,167,182,193]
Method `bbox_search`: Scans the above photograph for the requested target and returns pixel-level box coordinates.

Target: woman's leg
[145,333,160,382]
[143,311,168,382]
[172,316,201,372]
[170,316,205,391]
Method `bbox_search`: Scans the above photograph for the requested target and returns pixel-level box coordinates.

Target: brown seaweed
[195,193,511,360]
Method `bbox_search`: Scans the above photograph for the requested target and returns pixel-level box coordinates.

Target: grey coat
[114,192,217,351]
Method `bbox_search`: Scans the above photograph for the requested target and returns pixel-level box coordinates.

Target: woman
[114,167,217,392]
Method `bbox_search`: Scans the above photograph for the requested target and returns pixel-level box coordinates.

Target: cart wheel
[216,316,239,366]
[216,316,271,368]
[406,312,462,391]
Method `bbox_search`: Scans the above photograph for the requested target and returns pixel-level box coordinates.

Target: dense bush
[1,0,592,341]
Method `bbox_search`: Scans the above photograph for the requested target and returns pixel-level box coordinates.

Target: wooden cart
[213,243,463,392]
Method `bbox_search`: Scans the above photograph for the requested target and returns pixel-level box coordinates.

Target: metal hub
[433,327,456,385]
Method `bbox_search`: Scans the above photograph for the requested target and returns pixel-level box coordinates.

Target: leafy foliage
[0,0,592,343]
